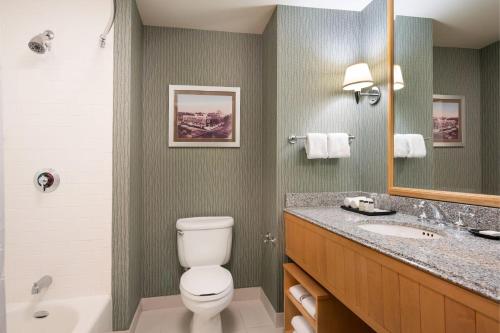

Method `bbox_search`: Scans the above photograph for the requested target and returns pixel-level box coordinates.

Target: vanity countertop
[284,206,500,303]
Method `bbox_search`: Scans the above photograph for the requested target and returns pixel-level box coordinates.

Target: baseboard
[258,288,284,328]
[113,300,142,333]
[120,287,284,331]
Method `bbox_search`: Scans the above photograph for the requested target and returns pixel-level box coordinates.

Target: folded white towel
[394,134,409,158]
[406,134,426,158]
[291,315,314,333]
[345,196,368,209]
[289,284,310,303]
[327,133,350,158]
[302,296,317,318]
[305,133,328,159]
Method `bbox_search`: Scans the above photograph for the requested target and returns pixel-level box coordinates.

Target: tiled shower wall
[0,41,5,332]
[0,0,113,303]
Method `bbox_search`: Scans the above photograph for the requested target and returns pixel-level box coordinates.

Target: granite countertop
[284,206,500,303]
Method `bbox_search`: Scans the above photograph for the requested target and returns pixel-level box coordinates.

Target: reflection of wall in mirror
[433,48,480,193]
[394,16,434,190]
[480,41,500,195]
[394,14,499,196]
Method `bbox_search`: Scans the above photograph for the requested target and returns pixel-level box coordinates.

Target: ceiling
[396,0,500,49]
[135,0,372,34]
[136,0,499,49]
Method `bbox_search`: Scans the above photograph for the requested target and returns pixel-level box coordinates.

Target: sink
[358,224,443,239]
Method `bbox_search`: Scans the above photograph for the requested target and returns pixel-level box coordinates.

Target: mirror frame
[386,0,500,208]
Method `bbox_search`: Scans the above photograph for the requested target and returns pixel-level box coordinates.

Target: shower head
[28,30,54,54]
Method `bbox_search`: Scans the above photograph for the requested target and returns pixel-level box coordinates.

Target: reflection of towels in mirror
[406,134,427,158]
[394,134,409,158]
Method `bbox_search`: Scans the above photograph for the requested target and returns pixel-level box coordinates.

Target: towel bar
[288,134,355,145]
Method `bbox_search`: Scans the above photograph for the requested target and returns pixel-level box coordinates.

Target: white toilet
[177,216,234,333]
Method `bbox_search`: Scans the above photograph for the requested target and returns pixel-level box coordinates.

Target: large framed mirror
[387,0,500,208]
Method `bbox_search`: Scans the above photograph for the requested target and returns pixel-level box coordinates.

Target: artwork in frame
[168,85,240,147]
[432,95,465,147]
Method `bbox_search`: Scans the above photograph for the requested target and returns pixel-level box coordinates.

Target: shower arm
[99,0,117,48]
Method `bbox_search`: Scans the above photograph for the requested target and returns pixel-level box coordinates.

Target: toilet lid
[180,266,233,296]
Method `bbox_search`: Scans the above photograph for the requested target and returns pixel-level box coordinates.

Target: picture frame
[432,95,465,147]
[168,85,240,147]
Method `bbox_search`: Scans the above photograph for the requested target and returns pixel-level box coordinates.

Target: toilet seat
[180,266,233,302]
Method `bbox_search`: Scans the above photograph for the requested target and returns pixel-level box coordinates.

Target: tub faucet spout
[32,275,53,295]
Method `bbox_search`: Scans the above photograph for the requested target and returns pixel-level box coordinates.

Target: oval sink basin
[358,224,442,239]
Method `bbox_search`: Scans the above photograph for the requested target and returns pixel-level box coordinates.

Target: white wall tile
[0,0,113,303]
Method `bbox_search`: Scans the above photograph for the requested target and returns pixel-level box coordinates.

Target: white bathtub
[6,295,112,333]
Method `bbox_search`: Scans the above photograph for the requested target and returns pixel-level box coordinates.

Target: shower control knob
[34,169,60,193]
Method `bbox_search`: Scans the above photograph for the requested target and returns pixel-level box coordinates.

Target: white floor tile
[237,300,274,328]
[134,308,192,333]
[221,304,246,332]
[246,326,284,333]
[132,298,277,333]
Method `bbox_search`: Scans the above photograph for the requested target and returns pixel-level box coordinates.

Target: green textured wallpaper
[261,11,279,311]
[113,0,389,321]
[112,0,144,330]
[141,28,263,298]
[262,0,388,311]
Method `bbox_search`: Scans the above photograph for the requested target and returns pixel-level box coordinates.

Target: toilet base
[191,313,222,333]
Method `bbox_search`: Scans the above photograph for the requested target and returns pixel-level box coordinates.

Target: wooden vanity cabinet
[284,212,500,333]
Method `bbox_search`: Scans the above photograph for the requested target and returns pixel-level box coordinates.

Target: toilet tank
[177,216,233,268]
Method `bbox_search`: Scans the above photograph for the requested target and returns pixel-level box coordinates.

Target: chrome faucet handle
[419,211,427,220]
[38,175,49,191]
[34,169,59,193]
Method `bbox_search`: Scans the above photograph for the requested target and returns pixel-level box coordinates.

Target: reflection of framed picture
[168,85,240,147]
[432,95,465,147]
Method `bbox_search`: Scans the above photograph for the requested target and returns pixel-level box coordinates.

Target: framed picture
[168,85,240,147]
[432,95,465,147]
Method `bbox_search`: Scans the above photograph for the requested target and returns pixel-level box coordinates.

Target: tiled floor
[134,300,284,333]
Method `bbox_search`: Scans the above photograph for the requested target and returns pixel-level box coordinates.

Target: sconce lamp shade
[343,63,374,91]
[394,65,404,90]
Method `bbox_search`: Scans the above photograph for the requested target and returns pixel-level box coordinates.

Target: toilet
[177,216,234,333]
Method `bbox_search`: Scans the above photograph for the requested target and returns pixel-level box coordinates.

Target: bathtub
[6,295,112,333]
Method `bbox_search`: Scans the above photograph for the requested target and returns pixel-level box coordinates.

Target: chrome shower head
[28,30,54,54]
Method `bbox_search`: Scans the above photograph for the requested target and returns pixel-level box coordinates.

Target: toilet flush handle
[177,230,184,236]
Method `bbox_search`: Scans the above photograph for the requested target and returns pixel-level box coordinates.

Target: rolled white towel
[305,133,328,159]
[345,196,368,209]
[406,134,426,158]
[302,296,317,318]
[394,134,409,158]
[327,133,350,158]
[289,284,310,303]
[291,315,314,333]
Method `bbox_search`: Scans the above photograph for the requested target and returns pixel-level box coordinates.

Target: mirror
[391,0,500,200]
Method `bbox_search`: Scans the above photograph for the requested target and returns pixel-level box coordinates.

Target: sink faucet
[32,275,53,295]
[414,201,427,220]
[428,203,447,223]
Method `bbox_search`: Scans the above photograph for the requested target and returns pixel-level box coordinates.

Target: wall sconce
[343,63,381,105]
[394,65,404,91]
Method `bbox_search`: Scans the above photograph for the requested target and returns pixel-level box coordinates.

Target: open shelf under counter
[284,263,373,333]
